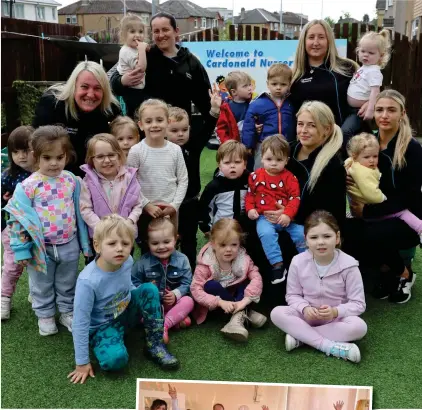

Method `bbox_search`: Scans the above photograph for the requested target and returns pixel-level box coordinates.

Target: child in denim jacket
[132,218,193,344]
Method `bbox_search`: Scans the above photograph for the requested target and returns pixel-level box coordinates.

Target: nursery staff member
[343,89,422,304]
[289,20,367,144]
[33,61,121,176]
[109,12,212,119]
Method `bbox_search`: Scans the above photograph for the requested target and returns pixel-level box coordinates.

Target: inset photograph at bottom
[137,380,372,410]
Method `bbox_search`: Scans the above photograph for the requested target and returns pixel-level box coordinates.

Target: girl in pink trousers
[271,210,367,363]
[191,218,266,342]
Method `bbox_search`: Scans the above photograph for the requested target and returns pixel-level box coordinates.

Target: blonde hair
[292,19,358,83]
[147,217,177,239]
[225,71,252,96]
[119,14,145,44]
[376,89,413,169]
[168,106,190,123]
[93,214,135,246]
[347,132,379,159]
[110,116,140,139]
[267,63,292,81]
[358,29,391,68]
[216,140,248,163]
[137,99,169,121]
[48,61,119,121]
[211,218,245,245]
[355,400,370,410]
[85,133,126,167]
[297,101,342,192]
[261,134,290,159]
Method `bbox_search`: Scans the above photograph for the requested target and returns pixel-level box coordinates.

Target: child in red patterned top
[245,135,306,285]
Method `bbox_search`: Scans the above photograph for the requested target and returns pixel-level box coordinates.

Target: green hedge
[12,81,46,126]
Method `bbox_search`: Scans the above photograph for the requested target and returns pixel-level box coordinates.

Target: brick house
[58,0,153,34]
[159,0,223,34]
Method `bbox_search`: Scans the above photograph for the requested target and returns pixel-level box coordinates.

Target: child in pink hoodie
[191,218,266,342]
[271,210,367,363]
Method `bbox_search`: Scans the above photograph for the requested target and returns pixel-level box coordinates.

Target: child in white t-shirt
[343,30,391,145]
[117,14,148,90]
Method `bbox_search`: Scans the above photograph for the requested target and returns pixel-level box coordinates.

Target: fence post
[198,30,204,41]
[238,25,244,41]
[246,25,252,40]
[37,25,46,81]
[229,25,235,40]
[205,28,211,41]
[349,23,358,61]
[262,27,268,40]
[342,23,349,42]
[334,23,341,39]
[253,26,260,40]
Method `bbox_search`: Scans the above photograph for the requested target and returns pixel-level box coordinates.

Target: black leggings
[342,217,419,278]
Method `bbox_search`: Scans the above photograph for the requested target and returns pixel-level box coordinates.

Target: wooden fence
[2,20,421,135]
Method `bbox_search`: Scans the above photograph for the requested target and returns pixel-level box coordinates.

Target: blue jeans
[204,280,246,302]
[256,216,306,265]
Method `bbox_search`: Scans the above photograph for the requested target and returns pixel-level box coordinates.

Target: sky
[58,0,378,22]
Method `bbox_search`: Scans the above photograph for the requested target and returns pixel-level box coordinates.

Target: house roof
[272,11,308,25]
[235,8,279,24]
[160,0,215,18]
[234,9,308,26]
[21,0,61,6]
[58,0,153,15]
[376,0,386,10]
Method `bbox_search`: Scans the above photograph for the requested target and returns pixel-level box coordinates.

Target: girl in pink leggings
[131,218,194,344]
[271,210,367,363]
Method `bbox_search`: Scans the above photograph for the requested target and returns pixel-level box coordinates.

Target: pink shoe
[163,326,169,344]
[179,316,192,329]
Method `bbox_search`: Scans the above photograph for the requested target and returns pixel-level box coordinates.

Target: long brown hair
[375,89,413,169]
[304,210,341,247]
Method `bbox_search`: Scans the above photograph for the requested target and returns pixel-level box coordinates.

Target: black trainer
[389,270,416,304]
[372,281,390,300]
[271,264,286,284]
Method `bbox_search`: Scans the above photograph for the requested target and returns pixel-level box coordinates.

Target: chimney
[240,7,245,20]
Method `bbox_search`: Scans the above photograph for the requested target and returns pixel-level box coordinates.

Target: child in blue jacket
[132,218,193,344]
[242,63,295,169]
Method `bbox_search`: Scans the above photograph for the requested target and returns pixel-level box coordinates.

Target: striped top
[126,140,188,210]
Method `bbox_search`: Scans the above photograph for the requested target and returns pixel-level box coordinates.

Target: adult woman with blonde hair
[289,20,366,143]
[343,89,422,304]
[264,101,346,277]
[33,61,121,176]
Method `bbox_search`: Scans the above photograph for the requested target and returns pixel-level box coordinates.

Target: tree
[363,14,370,23]
[342,11,352,19]
[324,16,336,27]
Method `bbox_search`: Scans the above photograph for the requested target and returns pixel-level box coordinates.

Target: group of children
[1,25,421,383]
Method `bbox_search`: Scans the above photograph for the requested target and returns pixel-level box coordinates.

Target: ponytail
[308,124,342,192]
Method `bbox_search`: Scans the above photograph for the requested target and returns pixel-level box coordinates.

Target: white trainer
[285,334,303,352]
[38,317,58,336]
[328,342,361,363]
[1,296,11,320]
[59,312,73,332]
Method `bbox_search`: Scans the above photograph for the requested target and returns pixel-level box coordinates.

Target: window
[194,18,198,28]
[14,3,24,18]
[36,6,45,20]
[2,1,10,16]
[274,22,278,31]
[66,14,77,24]
[387,0,393,6]
[201,17,206,28]
[52,7,56,20]
[213,19,217,28]
[411,17,420,39]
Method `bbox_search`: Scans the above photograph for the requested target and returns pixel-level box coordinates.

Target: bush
[12,81,46,125]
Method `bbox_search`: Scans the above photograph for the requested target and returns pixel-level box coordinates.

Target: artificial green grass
[1,148,422,409]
